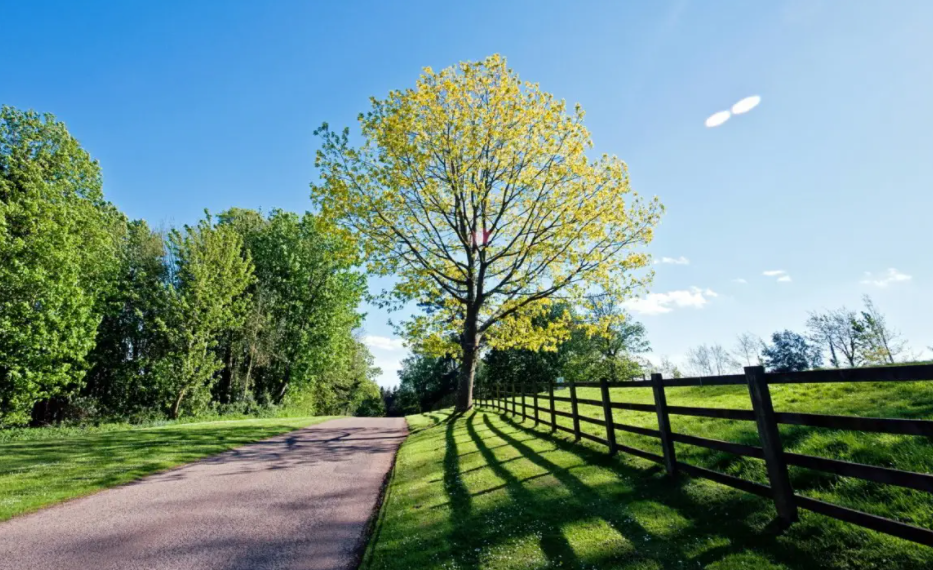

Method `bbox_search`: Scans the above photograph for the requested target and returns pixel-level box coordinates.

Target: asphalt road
[0,417,408,570]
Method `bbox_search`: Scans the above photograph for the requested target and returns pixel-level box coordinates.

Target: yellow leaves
[311,54,663,356]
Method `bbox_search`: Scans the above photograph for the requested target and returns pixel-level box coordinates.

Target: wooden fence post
[746,365,798,524]
[599,377,618,455]
[521,382,528,421]
[496,383,501,412]
[569,379,582,441]
[651,373,677,476]
[512,382,517,416]
[548,378,557,432]
[533,381,540,427]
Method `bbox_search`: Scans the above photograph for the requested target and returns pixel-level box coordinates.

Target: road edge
[354,416,410,570]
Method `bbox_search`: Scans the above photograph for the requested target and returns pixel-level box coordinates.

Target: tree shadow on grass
[0,420,364,521]
[443,412,481,569]
[494,412,932,570]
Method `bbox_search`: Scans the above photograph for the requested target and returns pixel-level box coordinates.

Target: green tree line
[383,301,651,416]
[1,106,383,427]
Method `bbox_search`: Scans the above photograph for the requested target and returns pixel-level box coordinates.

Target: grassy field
[0,415,335,521]
[365,381,933,570]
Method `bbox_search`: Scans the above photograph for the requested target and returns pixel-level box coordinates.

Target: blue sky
[5,1,932,386]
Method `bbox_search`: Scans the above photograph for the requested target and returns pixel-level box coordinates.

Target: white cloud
[732,278,747,284]
[654,256,690,265]
[622,287,718,316]
[731,95,761,114]
[705,110,731,128]
[361,335,406,351]
[762,269,792,283]
[861,268,912,288]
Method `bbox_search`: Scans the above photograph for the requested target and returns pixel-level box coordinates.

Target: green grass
[366,381,933,570]
[0,415,335,521]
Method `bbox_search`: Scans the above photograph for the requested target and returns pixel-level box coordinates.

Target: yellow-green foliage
[312,55,662,358]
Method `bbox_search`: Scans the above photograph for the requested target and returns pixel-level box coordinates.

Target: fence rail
[475,364,933,547]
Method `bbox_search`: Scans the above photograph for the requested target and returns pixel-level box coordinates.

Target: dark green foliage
[84,220,169,417]
[382,384,422,417]
[396,352,459,411]
[763,330,822,372]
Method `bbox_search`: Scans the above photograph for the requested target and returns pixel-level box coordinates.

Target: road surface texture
[0,417,407,570]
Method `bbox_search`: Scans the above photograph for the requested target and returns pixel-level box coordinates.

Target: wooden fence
[475,364,933,547]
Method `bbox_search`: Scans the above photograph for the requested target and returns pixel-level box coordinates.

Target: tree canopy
[762,330,822,373]
[0,105,380,427]
[0,107,122,426]
[312,55,662,410]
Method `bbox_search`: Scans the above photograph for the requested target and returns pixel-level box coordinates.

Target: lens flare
[731,95,761,114]
[705,110,731,127]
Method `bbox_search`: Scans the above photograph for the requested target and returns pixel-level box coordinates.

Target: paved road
[0,417,407,570]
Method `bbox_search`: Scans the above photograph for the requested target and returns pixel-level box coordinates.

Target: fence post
[496,384,501,412]
[548,378,557,432]
[533,381,540,427]
[746,365,798,524]
[521,382,528,421]
[569,379,582,441]
[512,382,517,416]
[599,377,618,456]
[651,373,677,476]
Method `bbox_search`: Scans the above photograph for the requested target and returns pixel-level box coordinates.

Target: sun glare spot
[731,95,761,114]
[704,110,731,128]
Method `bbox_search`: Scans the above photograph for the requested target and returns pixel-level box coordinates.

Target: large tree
[157,216,254,418]
[312,55,662,410]
[0,107,121,426]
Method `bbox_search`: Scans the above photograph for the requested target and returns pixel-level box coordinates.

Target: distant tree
[578,296,651,382]
[853,295,906,365]
[648,355,683,379]
[686,343,737,376]
[732,332,765,367]
[397,352,459,412]
[806,307,862,368]
[381,385,421,417]
[762,330,822,373]
[312,55,662,411]
[321,337,384,416]
[0,107,122,426]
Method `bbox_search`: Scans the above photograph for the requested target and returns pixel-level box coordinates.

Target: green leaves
[0,106,379,426]
[312,55,662,408]
[0,107,121,427]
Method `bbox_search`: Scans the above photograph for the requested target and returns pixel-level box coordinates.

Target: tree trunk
[243,353,253,400]
[456,312,479,412]
[456,341,478,412]
[171,389,187,419]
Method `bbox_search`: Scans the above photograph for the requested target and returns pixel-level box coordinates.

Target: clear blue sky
[5,1,932,385]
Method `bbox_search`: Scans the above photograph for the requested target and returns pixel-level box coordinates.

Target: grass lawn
[0,415,335,521]
[365,381,933,570]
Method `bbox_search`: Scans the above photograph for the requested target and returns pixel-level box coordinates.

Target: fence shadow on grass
[487,411,867,570]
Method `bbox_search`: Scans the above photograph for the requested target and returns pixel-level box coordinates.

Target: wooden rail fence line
[475,363,933,547]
